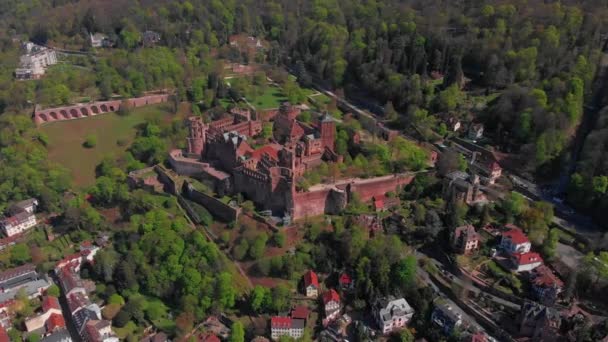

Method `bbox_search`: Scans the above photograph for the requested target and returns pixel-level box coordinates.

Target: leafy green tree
[249,285,269,313]
[10,244,31,265]
[216,272,236,309]
[46,285,60,297]
[272,231,286,247]
[230,322,245,342]
[248,234,268,260]
[84,134,97,148]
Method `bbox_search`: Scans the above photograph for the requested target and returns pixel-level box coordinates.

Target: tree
[249,285,269,313]
[216,272,236,309]
[46,285,60,297]
[84,134,97,148]
[384,101,398,121]
[10,244,31,265]
[248,234,268,260]
[272,231,286,247]
[502,192,526,219]
[230,322,245,342]
[392,255,417,290]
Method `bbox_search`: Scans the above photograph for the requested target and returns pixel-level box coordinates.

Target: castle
[169,103,414,220]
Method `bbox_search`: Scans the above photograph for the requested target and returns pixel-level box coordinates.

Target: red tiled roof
[531,265,564,289]
[248,145,280,161]
[339,273,352,285]
[291,306,310,320]
[42,296,61,312]
[0,263,36,282]
[0,325,8,342]
[502,227,529,245]
[511,252,543,266]
[200,333,221,342]
[271,316,292,329]
[303,270,319,288]
[454,225,480,242]
[289,121,304,138]
[469,332,487,342]
[46,312,66,331]
[322,289,340,305]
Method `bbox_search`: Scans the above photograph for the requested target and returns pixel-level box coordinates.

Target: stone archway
[49,112,58,120]
[60,110,69,119]
[70,108,79,118]
[100,104,108,112]
[91,106,100,114]
[39,113,48,122]
[80,107,89,116]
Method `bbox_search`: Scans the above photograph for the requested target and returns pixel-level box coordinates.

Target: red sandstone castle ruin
[169,102,414,220]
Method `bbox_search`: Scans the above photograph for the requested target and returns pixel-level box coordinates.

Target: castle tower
[320,112,335,151]
[187,116,207,157]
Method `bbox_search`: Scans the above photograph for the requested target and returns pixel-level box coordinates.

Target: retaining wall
[183,181,240,222]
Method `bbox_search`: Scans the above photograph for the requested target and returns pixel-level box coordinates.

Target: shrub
[84,134,97,148]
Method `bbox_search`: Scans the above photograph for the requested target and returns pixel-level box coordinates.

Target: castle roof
[303,270,319,288]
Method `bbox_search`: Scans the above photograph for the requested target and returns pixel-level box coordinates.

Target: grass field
[249,85,287,109]
[41,104,175,188]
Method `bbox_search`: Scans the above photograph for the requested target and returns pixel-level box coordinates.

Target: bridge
[33,93,170,125]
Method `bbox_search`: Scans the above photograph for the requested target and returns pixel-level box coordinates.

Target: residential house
[322,289,341,326]
[290,306,310,322]
[0,263,38,290]
[85,319,119,342]
[452,224,481,255]
[302,270,319,298]
[530,265,564,305]
[1,198,38,237]
[202,316,230,339]
[450,139,502,184]
[442,171,487,205]
[199,333,220,342]
[24,296,64,332]
[374,297,415,335]
[500,226,531,254]
[140,332,169,342]
[90,33,107,48]
[0,326,7,342]
[467,123,484,140]
[338,273,354,291]
[431,302,463,335]
[518,301,561,341]
[41,329,72,342]
[510,252,543,272]
[443,116,461,132]
[143,31,161,46]
[15,43,57,80]
[270,317,305,340]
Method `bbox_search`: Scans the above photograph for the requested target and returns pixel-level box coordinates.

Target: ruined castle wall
[184,183,240,222]
[168,153,205,176]
[348,174,415,202]
[292,174,415,220]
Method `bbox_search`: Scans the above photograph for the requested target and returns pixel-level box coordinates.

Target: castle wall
[183,182,240,222]
[292,174,415,220]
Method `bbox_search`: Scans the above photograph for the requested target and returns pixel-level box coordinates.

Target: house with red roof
[530,265,564,305]
[500,225,531,254]
[25,295,63,332]
[322,289,341,326]
[302,270,319,298]
[452,225,481,255]
[270,316,304,340]
[0,326,8,342]
[199,333,221,342]
[290,306,310,321]
[339,273,353,291]
[510,252,543,273]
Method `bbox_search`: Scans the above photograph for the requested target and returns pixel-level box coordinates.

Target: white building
[90,33,108,48]
[270,317,304,340]
[510,252,543,273]
[1,198,38,237]
[375,297,415,335]
[15,43,57,80]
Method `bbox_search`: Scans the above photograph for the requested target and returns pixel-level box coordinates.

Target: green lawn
[41,104,174,188]
[249,85,287,109]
